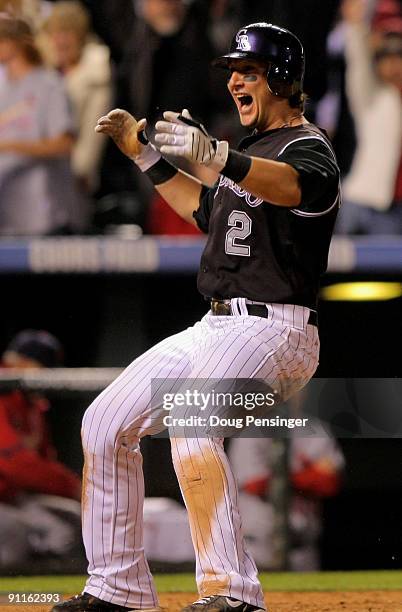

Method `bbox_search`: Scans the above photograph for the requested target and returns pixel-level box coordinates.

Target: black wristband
[145,157,178,185]
[221,150,252,183]
[137,129,149,145]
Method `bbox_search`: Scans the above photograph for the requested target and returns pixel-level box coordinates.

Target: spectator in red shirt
[0,330,82,570]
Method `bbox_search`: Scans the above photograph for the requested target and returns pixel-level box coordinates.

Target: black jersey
[193,123,340,310]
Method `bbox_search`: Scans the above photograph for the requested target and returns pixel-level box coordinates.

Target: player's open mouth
[235,94,254,113]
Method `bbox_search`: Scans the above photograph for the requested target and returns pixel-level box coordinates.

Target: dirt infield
[5,590,402,612]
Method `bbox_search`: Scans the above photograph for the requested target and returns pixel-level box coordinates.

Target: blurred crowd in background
[0,0,401,237]
[0,1,400,575]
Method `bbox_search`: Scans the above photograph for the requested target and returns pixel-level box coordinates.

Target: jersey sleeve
[192,184,217,233]
[277,137,340,214]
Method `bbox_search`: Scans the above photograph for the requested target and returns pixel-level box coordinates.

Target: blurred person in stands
[0,15,86,235]
[120,0,212,124]
[0,0,43,27]
[114,0,214,235]
[0,0,22,14]
[41,1,112,197]
[337,0,402,234]
[78,0,136,65]
[229,421,345,571]
[314,10,358,177]
[0,330,82,571]
[0,1,53,50]
[371,0,402,36]
[0,2,28,86]
[206,0,245,144]
[0,0,51,23]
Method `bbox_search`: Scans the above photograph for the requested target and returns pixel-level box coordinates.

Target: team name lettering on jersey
[215,175,263,207]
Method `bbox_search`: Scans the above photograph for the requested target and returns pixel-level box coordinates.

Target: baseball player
[53,22,340,612]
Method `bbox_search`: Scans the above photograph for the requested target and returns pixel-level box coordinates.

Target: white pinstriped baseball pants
[81,299,319,609]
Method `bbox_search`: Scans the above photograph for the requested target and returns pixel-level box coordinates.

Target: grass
[0,571,401,594]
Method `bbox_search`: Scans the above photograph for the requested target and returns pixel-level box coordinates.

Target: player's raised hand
[340,0,368,24]
[95,109,148,159]
[155,109,228,170]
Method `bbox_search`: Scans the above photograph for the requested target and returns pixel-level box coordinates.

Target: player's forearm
[237,156,301,206]
[153,169,203,226]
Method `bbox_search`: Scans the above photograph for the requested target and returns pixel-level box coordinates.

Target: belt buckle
[211,299,232,316]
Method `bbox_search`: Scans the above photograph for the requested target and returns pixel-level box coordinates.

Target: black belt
[210,299,318,327]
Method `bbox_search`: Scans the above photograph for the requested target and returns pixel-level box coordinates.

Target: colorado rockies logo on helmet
[236,28,251,51]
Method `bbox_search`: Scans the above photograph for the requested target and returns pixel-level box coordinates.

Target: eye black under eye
[228,65,262,77]
[228,69,252,80]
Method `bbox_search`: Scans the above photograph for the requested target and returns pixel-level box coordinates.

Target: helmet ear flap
[267,63,302,98]
[265,62,273,94]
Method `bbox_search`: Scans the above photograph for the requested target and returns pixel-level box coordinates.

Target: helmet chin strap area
[265,63,283,97]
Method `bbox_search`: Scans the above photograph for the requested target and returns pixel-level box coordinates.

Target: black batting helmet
[213,22,305,98]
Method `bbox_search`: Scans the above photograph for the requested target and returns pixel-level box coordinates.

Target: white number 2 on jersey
[225,210,252,257]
